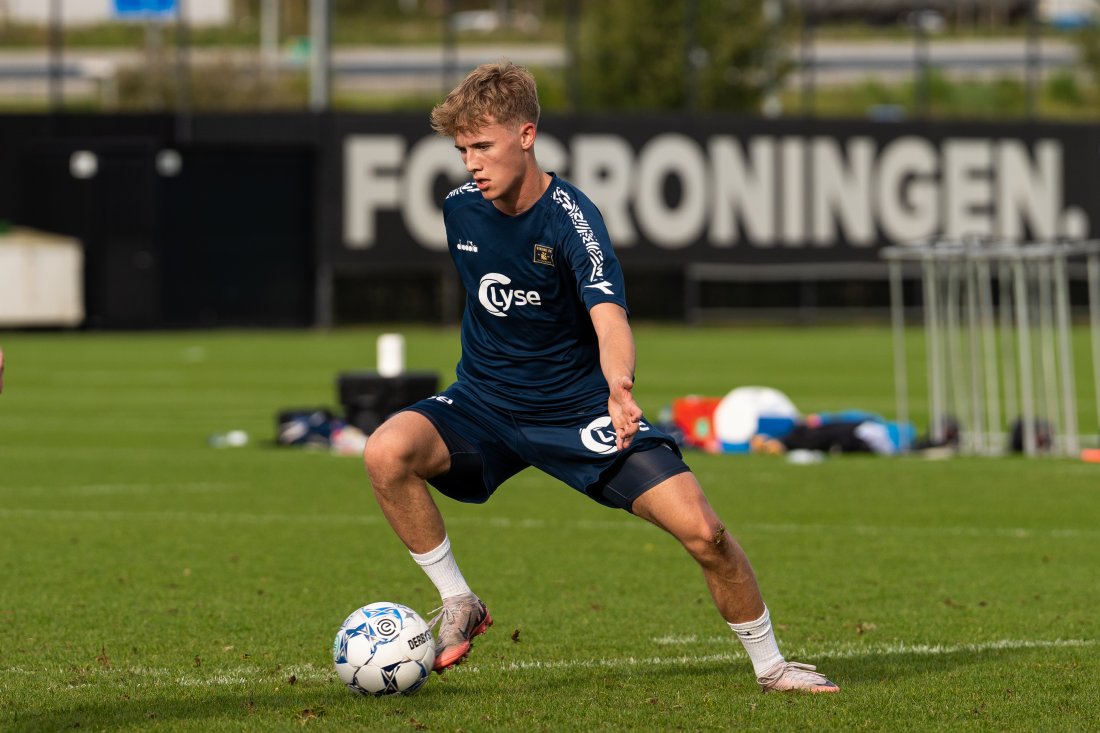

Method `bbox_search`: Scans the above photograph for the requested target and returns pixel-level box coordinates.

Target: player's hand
[608,375,642,451]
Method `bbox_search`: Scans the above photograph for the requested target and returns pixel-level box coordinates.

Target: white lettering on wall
[635,133,707,249]
[996,139,1059,240]
[570,135,637,245]
[344,136,404,248]
[781,137,805,246]
[403,137,467,249]
[708,137,774,246]
[944,139,995,239]
[341,132,1089,251]
[813,136,875,247]
[875,136,938,244]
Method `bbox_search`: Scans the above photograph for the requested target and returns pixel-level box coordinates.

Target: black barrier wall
[2,113,1098,326]
[0,115,318,328]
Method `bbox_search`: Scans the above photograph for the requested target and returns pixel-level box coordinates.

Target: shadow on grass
[3,685,351,732]
[806,643,1083,690]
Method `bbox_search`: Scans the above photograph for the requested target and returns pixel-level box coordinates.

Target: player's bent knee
[362,430,394,475]
[677,519,729,562]
[363,412,450,486]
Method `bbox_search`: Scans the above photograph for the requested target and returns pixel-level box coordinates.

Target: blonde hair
[430,60,541,137]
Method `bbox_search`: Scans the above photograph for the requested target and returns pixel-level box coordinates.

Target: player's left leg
[629,471,765,624]
[629,470,839,693]
[518,411,836,691]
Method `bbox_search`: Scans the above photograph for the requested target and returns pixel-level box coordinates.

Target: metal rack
[881,238,1100,456]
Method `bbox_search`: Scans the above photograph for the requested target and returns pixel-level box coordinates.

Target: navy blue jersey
[443,173,628,413]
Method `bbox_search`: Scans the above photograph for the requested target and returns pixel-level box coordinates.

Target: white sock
[728,606,785,676]
[409,535,472,601]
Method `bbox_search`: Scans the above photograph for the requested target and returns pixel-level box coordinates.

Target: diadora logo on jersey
[455,239,478,253]
[533,244,554,267]
[579,416,650,454]
[585,281,614,295]
[478,273,543,317]
[551,187,612,293]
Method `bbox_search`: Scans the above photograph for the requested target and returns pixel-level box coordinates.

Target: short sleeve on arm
[550,186,628,312]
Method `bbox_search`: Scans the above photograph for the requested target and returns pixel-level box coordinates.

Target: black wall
[3,112,1098,327]
[2,115,316,328]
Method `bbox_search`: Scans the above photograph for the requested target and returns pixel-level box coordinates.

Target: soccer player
[362,61,838,693]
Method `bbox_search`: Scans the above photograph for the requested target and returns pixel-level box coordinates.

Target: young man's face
[453,117,534,206]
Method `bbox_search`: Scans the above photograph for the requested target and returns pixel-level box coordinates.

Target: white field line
[0,506,1097,540]
[1,663,333,688]
[0,482,233,497]
[3,639,1093,690]
[494,638,1097,672]
[649,635,1098,657]
[0,507,377,526]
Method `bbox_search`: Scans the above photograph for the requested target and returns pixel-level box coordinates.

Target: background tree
[576,0,785,112]
[1072,1,1100,114]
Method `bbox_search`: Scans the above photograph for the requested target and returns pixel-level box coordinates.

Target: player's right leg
[362,409,492,671]
[363,410,452,554]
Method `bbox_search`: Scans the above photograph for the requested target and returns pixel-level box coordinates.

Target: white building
[1041,0,1097,28]
[0,0,231,26]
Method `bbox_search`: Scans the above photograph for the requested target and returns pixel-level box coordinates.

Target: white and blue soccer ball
[333,602,435,696]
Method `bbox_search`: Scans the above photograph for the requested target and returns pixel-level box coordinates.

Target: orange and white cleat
[428,593,493,672]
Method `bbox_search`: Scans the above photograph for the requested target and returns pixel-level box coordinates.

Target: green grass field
[1,326,1098,731]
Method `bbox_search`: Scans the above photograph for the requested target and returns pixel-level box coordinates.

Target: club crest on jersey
[580,416,650,454]
[478,272,543,317]
[533,244,554,267]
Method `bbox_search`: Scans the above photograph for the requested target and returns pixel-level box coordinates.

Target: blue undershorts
[403,381,688,511]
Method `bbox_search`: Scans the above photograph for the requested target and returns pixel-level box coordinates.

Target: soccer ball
[332,602,435,696]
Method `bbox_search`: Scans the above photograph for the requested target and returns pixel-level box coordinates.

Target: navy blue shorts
[404,382,688,511]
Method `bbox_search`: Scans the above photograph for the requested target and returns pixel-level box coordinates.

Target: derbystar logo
[478,273,543,317]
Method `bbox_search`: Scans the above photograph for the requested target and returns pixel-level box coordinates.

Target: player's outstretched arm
[590,303,641,450]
